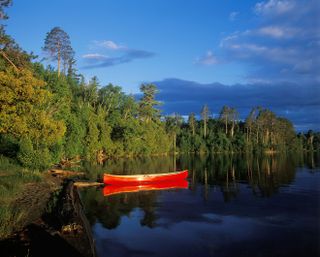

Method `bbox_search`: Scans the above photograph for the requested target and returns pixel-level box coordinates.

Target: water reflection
[80,153,320,257]
[103,180,188,197]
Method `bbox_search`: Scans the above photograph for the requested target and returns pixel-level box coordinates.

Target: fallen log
[74,181,104,188]
[56,181,97,257]
[49,169,85,177]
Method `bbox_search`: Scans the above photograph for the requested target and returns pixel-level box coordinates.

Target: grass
[0,155,42,238]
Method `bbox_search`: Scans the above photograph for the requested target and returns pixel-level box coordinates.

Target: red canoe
[103,170,188,185]
[103,180,189,196]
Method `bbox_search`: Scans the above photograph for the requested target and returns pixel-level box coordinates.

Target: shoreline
[0,171,98,257]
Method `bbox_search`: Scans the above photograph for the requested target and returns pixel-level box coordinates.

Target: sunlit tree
[43,27,74,77]
[139,84,161,122]
[201,104,210,138]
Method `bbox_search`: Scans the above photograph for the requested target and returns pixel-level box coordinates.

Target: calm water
[80,154,320,257]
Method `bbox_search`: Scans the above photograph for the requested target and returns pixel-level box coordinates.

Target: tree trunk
[246,127,249,142]
[57,43,61,77]
[0,51,19,72]
[231,121,235,138]
[58,53,61,77]
[225,116,228,135]
[63,61,67,75]
[266,129,269,144]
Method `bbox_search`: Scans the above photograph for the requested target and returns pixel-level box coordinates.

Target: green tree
[201,104,210,138]
[0,68,65,142]
[256,109,277,147]
[165,113,183,153]
[84,76,99,107]
[98,83,123,117]
[188,112,196,136]
[139,84,161,122]
[229,107,238,138]
[219,105,230,135]
[1,27,31,71]
[43,27,74,77]
[0,0,11,20]
[245,107,259,143]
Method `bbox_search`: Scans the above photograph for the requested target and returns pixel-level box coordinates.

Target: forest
[0,2,319,171]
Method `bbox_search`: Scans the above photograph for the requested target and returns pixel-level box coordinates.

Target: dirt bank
[0,171,97,257]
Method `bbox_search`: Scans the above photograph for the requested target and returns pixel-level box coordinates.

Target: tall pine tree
[43,27,74,77]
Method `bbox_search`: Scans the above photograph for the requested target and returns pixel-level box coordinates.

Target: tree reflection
[81,189,159,229]
[181,153,309,199]
[80,153,319,230]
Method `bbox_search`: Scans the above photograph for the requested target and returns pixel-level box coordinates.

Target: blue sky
[4,0,320,131]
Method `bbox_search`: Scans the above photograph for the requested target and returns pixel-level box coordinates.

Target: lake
[80,153,320,257]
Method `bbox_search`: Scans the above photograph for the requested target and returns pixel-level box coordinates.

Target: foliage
[139,84,161,122]
[0,19,318,172]
[0,0,11,20]
[43,27,74,76]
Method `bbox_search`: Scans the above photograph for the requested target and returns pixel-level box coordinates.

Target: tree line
[171,106,319,154]
[0,3,318,170]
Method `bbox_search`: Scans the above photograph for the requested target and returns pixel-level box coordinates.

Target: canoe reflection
[103,179,188,196]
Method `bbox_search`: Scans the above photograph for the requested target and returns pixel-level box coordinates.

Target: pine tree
[43,27,74,77]
[201,105,209,138]
[139,84,161,122]
[188,112,196,136]
[0,0,11,20]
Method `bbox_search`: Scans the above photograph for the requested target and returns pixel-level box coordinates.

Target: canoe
[103,170,188,185]
[103,180,188,196]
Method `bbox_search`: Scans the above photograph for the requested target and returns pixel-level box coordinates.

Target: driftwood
[74,181,104,188]
[58,156,82,168]
[49,169,85,177]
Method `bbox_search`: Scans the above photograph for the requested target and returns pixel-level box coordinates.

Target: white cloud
[257,26,298,38]
[229,12,239,21]
[219,0,319,84]
[94,40,126,50]
[219,34,239,47]
[224,42,300,65]
[196,51,218,65]
[254,0,295,16]
[82,53,109,60]
[82,42,155,68]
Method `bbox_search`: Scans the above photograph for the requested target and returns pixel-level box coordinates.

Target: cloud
[82,53,109,60]
[254,0,295,16]
[82,49,155,69]
[256,26,298,39]
[150,78,320,131]
[195,51,218,66]
[229,12,239,21]
[220,0,320,84]
[94,40,126,50]
[82,40,155,69]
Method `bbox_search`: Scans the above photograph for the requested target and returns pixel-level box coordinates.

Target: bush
[17,137,52,170]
